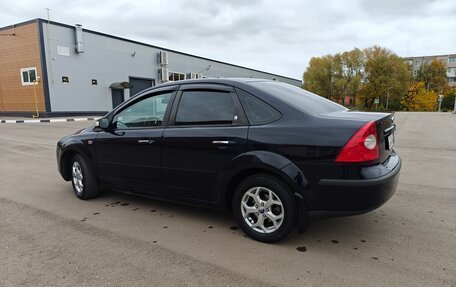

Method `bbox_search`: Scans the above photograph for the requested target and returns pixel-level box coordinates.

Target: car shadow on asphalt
[90,188,236,225]
[71,186,386,249]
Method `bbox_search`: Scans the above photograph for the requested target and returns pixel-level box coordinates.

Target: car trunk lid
[320,110,396,164]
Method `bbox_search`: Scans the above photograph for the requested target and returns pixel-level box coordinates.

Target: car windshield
[250,81,347,115]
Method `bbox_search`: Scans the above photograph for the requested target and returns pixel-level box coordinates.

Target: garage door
[129,77,155,97]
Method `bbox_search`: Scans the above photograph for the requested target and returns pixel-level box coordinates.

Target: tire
[70,154,99,200]
[232,174,297,243]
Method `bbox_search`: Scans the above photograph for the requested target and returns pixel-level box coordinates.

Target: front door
[111,89,124,109]
[162,84,248,202]
[96,89,176,194]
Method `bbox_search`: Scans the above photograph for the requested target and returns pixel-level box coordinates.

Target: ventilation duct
[75,24,84,53]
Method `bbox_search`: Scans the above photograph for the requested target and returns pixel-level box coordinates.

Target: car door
[161,84,248,202]
[95,87,177,194]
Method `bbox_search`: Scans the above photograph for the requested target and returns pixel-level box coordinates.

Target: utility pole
[386,87,393,111]
[438,95,442,112]
[453,95,456,114]
[45,8,55,84]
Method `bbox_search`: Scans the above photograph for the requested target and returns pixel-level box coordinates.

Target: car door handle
[138,139,155,144]
[212,140,235,145]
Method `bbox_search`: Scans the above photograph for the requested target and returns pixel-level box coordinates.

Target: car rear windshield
[250,81,347,115]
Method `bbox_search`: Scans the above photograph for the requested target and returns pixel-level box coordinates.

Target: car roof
[131,78,278,98]
[146,78,275,90]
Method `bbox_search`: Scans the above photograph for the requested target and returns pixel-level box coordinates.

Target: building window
[447,67,456,76]
[448,57,456,63]
[414,60,420,67]
[20,67,37,85]
[448,77,456,83]
[168,72,186,81]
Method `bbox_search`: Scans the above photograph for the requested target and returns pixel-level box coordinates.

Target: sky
[1,0,455,80]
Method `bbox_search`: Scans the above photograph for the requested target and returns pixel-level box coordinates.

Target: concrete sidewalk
[0,116,100,124]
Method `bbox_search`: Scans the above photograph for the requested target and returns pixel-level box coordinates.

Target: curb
[0,117,100,124]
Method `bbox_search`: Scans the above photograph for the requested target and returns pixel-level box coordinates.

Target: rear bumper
[308,153,401,219]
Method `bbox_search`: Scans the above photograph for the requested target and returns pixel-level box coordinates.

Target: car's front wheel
[233,174,297,243]
[70,154,99,200]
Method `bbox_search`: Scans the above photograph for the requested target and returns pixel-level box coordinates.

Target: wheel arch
[221,151,309,211]
[60,144,96,181]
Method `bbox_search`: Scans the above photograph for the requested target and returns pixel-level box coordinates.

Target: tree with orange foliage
[401,82,438,111]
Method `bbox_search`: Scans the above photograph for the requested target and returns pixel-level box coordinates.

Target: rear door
[161,84,248,202]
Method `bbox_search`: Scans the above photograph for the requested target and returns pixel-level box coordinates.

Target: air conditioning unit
[158,51,168,66]
[159,68,169,82]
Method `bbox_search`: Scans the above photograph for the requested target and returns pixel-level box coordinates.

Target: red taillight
[336,121,379,163]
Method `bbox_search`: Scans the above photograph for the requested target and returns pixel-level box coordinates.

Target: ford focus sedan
[57,78,401,243]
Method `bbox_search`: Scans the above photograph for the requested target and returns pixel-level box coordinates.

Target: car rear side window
[236,88,281,125]
[250,82,347,115]
[175,90,236,125]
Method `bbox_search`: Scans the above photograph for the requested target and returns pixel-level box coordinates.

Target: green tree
[441,87,456,111]
[338,48,364,106]
[358,46,412,111]
[401,82,438,111]
[303,46,411,110]
[416,59,449,94]
[302,54,342,101]
[303,48,364,106]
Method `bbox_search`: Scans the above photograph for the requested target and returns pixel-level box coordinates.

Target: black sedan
[57,78,401,243]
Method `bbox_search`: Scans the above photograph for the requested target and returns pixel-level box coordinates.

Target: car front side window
[112,92,172,129]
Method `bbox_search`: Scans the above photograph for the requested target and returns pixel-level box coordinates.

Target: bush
[387,99,403,111]
[441,88,456,110]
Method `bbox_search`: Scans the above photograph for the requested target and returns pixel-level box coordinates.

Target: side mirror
[96,118,110,129]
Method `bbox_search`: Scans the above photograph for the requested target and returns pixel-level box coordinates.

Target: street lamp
[386,87,393,111]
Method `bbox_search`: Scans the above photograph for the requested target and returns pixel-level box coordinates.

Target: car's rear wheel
[233,174,297,243]
[70,154,99,200]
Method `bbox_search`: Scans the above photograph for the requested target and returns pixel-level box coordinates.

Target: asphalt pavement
[0,112,455,286]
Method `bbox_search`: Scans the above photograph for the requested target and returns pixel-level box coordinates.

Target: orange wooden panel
[0,22,46,112]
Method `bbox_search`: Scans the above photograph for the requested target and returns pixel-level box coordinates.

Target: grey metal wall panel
[42,22,301,112]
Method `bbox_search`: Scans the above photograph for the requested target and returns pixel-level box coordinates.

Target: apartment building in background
[403,54,456,87]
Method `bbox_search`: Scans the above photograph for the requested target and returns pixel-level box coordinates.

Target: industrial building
[403,54,456,87]
[0,18,301,116]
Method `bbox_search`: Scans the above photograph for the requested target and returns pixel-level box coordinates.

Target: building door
[111,89,124,108]
[129,77,155,97]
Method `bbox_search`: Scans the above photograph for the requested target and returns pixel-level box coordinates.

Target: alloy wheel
[240,186,284,234]
[72,161,84,194]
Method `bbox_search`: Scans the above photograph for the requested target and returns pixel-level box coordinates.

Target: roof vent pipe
[75,24,84,53]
